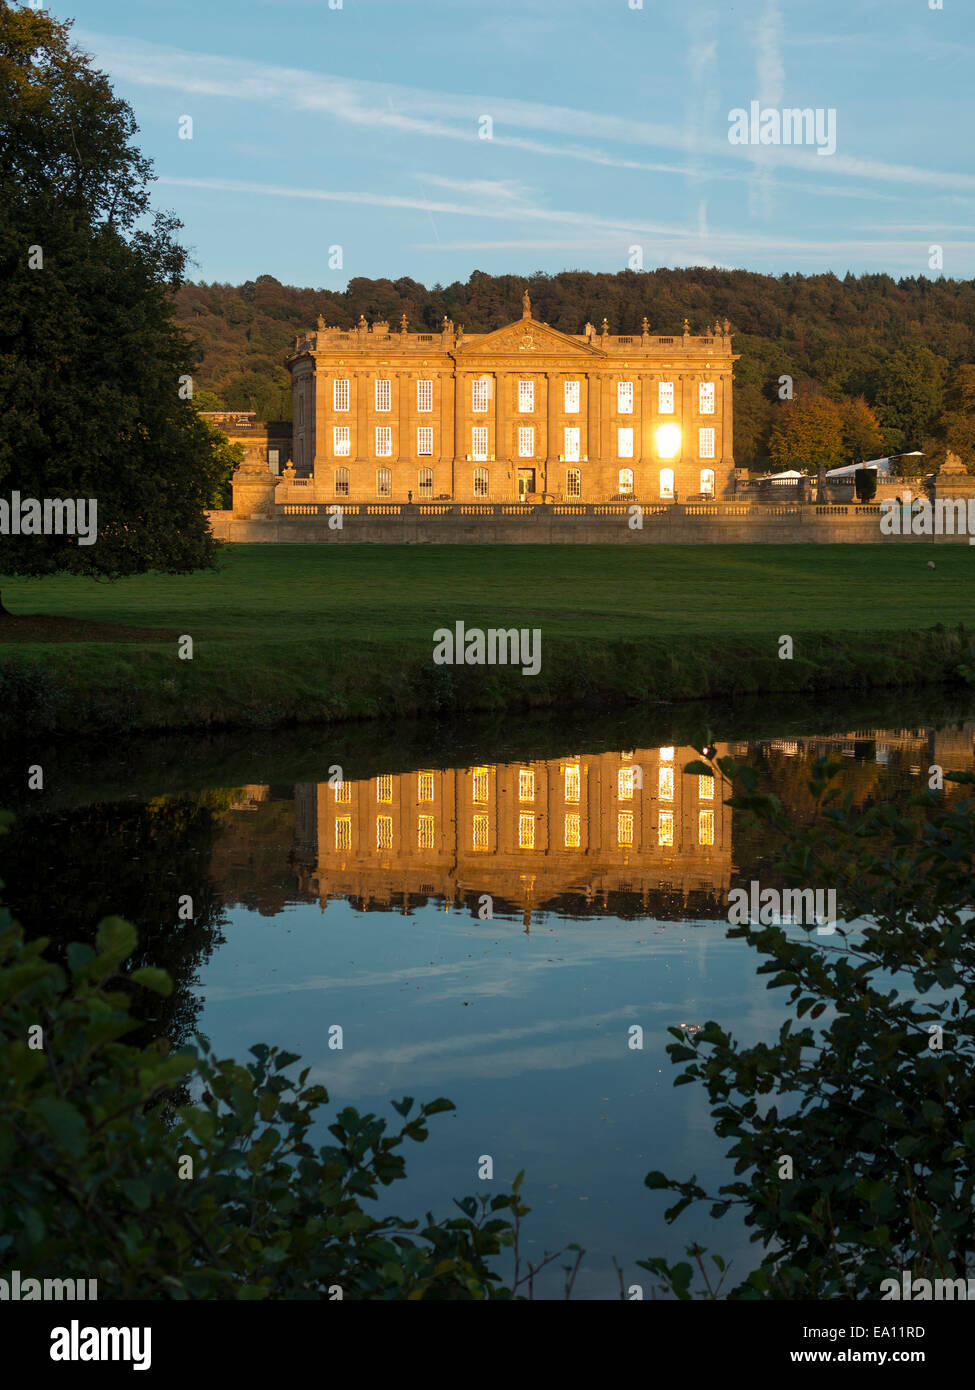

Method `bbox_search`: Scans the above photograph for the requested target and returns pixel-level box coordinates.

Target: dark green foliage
[854,467,878,501]
[641,756,975,1299]
[0,3,239,576]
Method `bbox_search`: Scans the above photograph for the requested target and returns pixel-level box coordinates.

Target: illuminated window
[659,747,674,760]
[564,380,580,413]
[376,815,393,849]
[658,812,674,847]
[618,467,634,494]
[418,814,435,849]
[566,468,581,497]
[474,467,489,496]
[417,379,433,412]
[618,811,634,848]
[472,767,489,803]
[519,769,535,802]
[418,468,433,497]
[375,379,391,412]
[660,468,675,499]
[658,381,674,414]
[376,775,392,802]
[333,426,350,457]
[472,378,490,412]
[472,426,488,461]
[418,772,434,802]
[564,764,581,802]
[564,813,581,848]
[376,467,391,497]
[473,813,489,849]
[519,813,535,849]
[417,427,433,456]
[699,427,715,459]
[333,780,350,803]
[564,427,580,462]
[658,767,674,800]
[334,467,349,495]
[699,810,714,847]
[618,767,634,800]
[700,468,715,495]
[518,427,534,458]
[699,775,715,800]
[518,380,534,412]
[618,427,634,459]
[333,379,350,412]
[375,427,392,458]
[617,380,634,414]
[335,816,351,850]
[699,381,715,415]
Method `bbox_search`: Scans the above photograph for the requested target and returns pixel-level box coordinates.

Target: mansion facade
[285,295,739,504]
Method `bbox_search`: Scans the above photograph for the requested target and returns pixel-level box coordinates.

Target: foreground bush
[0,811,528,1299]
[642,757,975,1299]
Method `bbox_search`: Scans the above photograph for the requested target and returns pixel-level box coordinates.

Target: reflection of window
[376,467,391,497]
[376,776,392,802]
[564,764,580,803]
[699,381,715,415]
[334,379,349,412]
[474,467,489,497]
[617,381,634,414]
[376,815,393,849]
[699,428,715,459]
[660,468,675,499]
[418,814,434,849]
[418,772,434,802]
[518,380,534,412]
[618,811,634,848]
[519,769,535,802]
[472,427,488,461]
[618,468,634,494]
[658,767,674,801]
[618,428,634,459]
[418,468,433,497]
[375,428,392,458]
[375,379,391,412]
[659,747,674,760]
[417,427,433,456]
[699,810,714,847]
[618,767,634,800]
[335,816,351,850]
[564,380,580,412]
[472,767,489,803]
[519,813,535,849]
[658,812,674,847]
[658,381,674,414]
[333,781,350,803]
[699,774,714,800]
[519,427,534,458]
[564,427,580,462]
[473,814,489,849]
[566,468,581,497]
[334,467,349,495]
[417,379,433,412]
[564,813,581,848]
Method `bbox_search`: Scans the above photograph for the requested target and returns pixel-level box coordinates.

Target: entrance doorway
[518,468,536,498]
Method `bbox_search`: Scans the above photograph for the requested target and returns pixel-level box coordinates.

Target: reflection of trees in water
[0,793,232,1055]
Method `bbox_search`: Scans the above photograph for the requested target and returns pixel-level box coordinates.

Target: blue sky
[54,0,975,288]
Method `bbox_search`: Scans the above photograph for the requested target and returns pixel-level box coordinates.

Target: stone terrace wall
[205,501,967,545]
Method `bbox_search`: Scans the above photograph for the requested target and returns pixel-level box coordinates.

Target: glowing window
[472,767,489,803]
[564,764,581,803]
[375,379,391,412]
[564,380,580,413]
[473,814,489,849]
[659,747,674,760]
[618,811,634,848]
[472,378,490,412]
[564,427,581,462]
[334,466,349,495]
[519,769,535,802]
[660,468,675,499]
[519,813,535,849]
[699,427,715,459]
[417,379,433,412]
[618,767,634,800]
[658,381,674,414]
[658,812,674,847]
[335,816,351,850]
[699,775,715,800]
[376,776,392,802]
[417,427,433,456]
[700,468,715,495]
[333,426,350,457]
[564,813,581,848]
[699,810,714,847]
[659,767,674,801]
[333,379,349,412]
[617,381,634,414]
[418,772,434,802]
[376,815,393,849]
[618,427,634,459]
[472,426,488,461]
[518,380,534,412]
[333,781,350,803]
[418,814,435,849]
[618,467,634,494]
[518,427,534,458]
[375,428,392,459]
[699,381,715,415]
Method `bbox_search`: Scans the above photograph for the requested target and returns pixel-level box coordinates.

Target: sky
[47,0,975,289]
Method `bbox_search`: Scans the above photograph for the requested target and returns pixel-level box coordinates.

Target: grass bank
[1,544,972,737]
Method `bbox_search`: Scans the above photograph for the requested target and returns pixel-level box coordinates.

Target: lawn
[0,544,971,735]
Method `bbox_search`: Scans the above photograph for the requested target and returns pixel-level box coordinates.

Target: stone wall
[205,500,969,545]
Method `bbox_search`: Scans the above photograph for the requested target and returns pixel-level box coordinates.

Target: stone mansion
[284,293,739,504]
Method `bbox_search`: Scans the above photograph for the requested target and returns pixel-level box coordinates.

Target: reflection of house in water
[755,724,975,776]
[293,747,735,924]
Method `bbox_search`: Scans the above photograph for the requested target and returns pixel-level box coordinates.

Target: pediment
[457,318,603,357]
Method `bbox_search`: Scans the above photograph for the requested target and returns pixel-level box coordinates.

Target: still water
[4,694,973,1297]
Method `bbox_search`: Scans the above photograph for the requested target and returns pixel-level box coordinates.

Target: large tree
[767,394,846,473]
[0,3,237,578]
[874,344,948,454]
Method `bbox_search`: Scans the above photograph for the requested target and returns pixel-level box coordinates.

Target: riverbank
[1,544,972,737]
